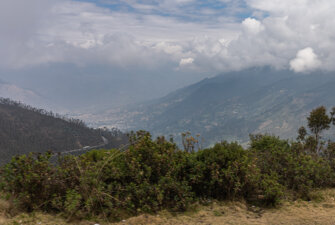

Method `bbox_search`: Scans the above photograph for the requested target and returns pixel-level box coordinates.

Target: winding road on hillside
[51,136,109,157]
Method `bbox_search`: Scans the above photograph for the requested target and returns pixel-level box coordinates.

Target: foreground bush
[0,132,195,220]
[190,142,258,199]
[250,135,334,199]
[1,132,335,221]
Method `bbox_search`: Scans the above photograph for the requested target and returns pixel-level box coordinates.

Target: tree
[307,106,331,152]
[297,126,307,142]
[330,107,335,126]
[181,132,201,153]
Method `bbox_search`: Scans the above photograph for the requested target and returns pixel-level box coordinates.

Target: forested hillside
[92,68,335,146]
[2,105,335,222]
[0,98,127,164]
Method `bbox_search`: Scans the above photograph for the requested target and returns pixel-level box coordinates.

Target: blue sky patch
[73,0,253,23]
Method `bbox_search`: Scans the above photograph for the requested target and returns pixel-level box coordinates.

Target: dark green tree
[330,107,335,126]
[297,126,307,142]
[307,106,331,152]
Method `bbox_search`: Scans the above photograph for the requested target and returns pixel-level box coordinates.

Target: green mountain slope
[93,68,335,146]
[0,98,127,164]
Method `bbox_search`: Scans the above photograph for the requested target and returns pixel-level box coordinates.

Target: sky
[1,0,335,111]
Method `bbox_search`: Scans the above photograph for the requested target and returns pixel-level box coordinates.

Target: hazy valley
[78,68,335,146]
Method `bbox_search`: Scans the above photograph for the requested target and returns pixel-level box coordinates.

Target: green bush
[0,153,56,211]
[190,142,259,199]
[250,134,333,199]
[258,173,284,206]
[1,131,335,220]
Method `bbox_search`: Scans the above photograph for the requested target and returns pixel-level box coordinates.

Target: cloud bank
[2,0,335,76]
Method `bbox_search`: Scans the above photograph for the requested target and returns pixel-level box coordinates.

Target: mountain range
[82,68,335,146]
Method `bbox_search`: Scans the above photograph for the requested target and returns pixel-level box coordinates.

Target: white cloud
[179,57,194,66]
[242,18,264,34]
[2,0,335,75]
[290,47,321,73]
[0,0,240,70]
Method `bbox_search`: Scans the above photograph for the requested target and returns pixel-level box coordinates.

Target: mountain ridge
[0,98,127,164]
[82,68,335,146]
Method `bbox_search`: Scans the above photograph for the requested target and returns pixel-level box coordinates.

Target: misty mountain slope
[0,98,127,165]
[90,69,335,146]
[0,79,62,111]
[1,64,204,112]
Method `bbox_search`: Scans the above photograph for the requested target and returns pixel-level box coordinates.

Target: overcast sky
[1,0,335,110]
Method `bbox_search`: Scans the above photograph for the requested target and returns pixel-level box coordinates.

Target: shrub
[101,132,194,213]
[1,131,335,220]
[188,141,280,205]
[0,153,56,211]
[190,142,254,198]
[258,173,284,206]
[250,134,333,199]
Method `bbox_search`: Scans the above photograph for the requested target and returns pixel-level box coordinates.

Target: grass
[2,189,335,224]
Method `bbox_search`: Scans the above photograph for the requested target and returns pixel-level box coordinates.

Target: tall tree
[297,126,307,142]
[307,106,331,152]
[330,107,335,126]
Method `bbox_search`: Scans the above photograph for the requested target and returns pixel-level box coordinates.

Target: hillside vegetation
[94,68,335,146]
[3,189,335,225]
[0,98,127,164]
[1,106,335,223]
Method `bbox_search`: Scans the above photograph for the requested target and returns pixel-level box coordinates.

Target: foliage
[2,132,330,221]
[306,106,331,152]
[307,106,331,136]
[190,142,258,199]
[0,132,196,220]
[250,134,333,199]
[0,153,56,211]
[181,132,202,153]
[3,106,335,221]
[297,126,307,142]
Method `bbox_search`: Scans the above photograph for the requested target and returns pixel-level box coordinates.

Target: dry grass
[2,213,97,225]
[2,189,335,225]
[0,197,10,224]
[113,200,335,225]
[113,189,335,225]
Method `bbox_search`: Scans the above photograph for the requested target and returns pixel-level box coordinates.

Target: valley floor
[2,189,335,225]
